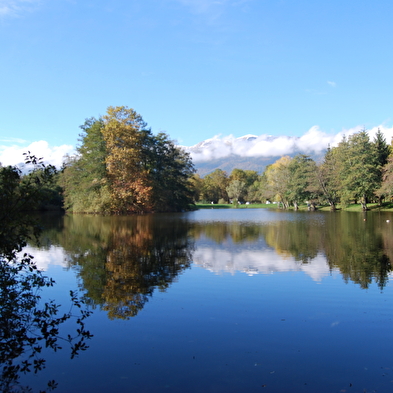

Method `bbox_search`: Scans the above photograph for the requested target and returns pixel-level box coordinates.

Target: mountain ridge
[183,134,326,176]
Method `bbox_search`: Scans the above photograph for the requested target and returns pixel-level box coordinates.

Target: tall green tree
[373,128,390,169]
[264,156,292,208]
[286,154,317,210]
[61,118,110,213]
[316,145,340,210]
[189,173,204,202]
[373,128,391,203]
[226,180,246,203]
[146,132,195,212]
[229,169,259,202]
[201,169,228,203]
[229,169,259,187]
[246,175,266,203]
[336,130,380,210]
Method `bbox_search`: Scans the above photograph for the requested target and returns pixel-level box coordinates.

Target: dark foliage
[0,154,93,393]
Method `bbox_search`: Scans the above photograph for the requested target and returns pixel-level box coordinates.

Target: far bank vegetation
[192,128,393,211]
[3,106,393,214]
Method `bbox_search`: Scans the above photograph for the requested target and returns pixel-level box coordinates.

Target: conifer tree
[336,130,380,210]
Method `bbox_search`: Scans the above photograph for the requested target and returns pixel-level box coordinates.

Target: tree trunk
[361,194,368,211]
[329,202,336,211]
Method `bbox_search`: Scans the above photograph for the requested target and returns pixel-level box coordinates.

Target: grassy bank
[318,202,393,212]
[196,203,283,209]
[195,202,393,212]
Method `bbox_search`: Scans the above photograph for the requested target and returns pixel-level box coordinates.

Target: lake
[15,209,393,392]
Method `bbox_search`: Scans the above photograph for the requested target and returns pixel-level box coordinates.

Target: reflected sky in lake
[193,244,336,280]
[17,209,393,393]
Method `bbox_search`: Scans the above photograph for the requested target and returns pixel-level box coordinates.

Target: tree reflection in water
[39,211,393,329]
[0,261,92,392]
[48,214,194,319]
[190,212,392,289]
[0,209,92,391]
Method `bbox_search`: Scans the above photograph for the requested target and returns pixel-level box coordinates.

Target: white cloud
[327,81,336,87]
[193,246,338,281]
[185,124,393,162]
[20,245,69,271]
[0,0,40,17]
[0,140,75,168]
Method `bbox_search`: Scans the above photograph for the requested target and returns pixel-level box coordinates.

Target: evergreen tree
[373,128,390,168]
[373,128,391,203]
[337,130,380,210]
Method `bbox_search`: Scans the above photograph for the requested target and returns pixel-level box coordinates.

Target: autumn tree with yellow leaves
[62,106,195,214]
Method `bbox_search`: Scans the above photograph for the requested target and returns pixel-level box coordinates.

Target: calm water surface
[18,209,393,392]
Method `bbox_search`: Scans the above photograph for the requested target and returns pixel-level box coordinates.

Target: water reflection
[25,210,393,393]
[41,214,194,319]
[1,210,93,393]
[37,211,393,322]
[190,211,392,289]
[322,213,392,289]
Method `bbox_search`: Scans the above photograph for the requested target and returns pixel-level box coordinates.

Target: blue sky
[1,0,393,166]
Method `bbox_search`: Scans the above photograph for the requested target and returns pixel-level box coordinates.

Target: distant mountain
[183,134,326,176]
[194,155,280,176]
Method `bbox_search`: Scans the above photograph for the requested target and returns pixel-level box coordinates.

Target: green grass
[194,202,393,212]
[195,203,231,209]
[195,203,279,209]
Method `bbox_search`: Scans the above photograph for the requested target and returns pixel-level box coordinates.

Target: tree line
[192,128,393,211]
[2,107,392,213]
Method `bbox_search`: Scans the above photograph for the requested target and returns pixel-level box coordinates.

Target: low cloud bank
[0,140,74,168]
[1,124,392,168]
[185,125,393,162]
